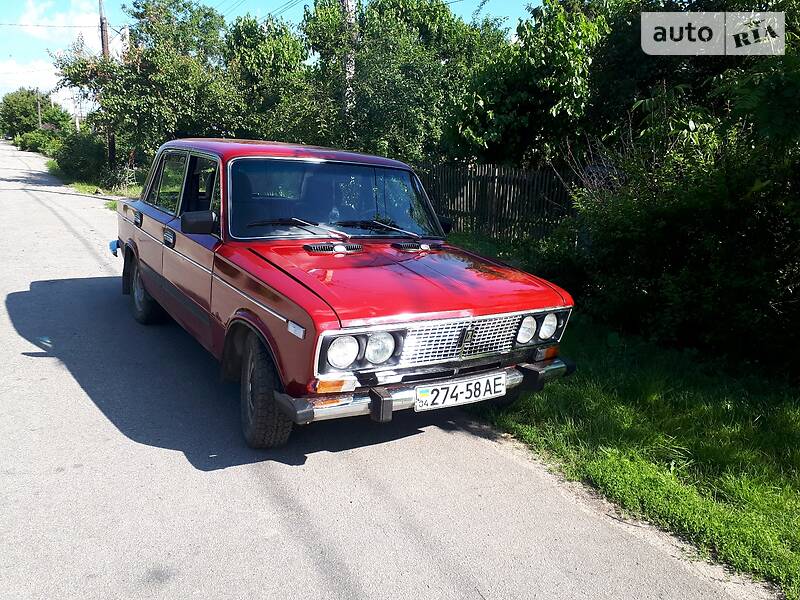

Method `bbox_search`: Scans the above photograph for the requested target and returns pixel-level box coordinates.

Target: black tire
[240,334,293,448]
[491,387,522,409]
[129,259,164,324]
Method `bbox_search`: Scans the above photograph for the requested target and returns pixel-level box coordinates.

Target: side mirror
[439,216,453,235]
[181,210,218,235]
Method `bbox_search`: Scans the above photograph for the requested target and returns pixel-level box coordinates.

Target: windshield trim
[225,155,445,242]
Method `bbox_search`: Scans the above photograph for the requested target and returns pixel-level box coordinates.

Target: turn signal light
[535,345,560,361]
[311,378,357,394]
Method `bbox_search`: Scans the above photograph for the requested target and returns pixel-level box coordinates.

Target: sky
[0,0,533,113]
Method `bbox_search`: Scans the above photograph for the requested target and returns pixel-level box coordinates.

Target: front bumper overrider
[275,357,575,425]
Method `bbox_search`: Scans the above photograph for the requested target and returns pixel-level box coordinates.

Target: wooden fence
[417,163,572,241]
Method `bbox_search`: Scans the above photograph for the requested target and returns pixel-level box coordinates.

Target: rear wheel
[240,334,293,448]
[129,259,163,324]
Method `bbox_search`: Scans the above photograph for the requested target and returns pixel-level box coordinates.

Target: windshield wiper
[246,217,349,240]
[333,219,421,239]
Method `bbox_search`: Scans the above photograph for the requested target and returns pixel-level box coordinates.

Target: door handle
[163,229,176,248]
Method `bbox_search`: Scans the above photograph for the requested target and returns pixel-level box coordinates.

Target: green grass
[455,233,800,597]
[46,159,142,204]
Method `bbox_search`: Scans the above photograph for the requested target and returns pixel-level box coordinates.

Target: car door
[132,150,187,306]
[162,152,221,351]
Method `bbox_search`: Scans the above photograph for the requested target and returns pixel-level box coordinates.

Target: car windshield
[228,158,442,239]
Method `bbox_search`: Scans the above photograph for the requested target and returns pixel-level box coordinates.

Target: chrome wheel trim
[133,265,145,310]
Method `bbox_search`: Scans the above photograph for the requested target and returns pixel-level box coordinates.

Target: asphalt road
[0,141,773,600]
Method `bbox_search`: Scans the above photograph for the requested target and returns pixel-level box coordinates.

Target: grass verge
[455,234,800,597]
[46,159,141,205]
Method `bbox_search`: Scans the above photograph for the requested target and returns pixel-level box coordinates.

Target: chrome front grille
[398,313,524,367]
[463,314,523,356]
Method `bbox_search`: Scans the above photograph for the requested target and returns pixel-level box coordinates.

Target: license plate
[414,373,507,412]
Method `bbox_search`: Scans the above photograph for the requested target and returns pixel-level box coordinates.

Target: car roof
[161,138,412,170]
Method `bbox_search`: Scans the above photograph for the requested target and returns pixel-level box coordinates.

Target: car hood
[246,240,571,327]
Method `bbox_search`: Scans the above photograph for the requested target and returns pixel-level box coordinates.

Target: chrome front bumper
[275,358,574,425]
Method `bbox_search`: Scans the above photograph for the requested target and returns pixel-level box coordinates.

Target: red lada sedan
[111,139,575,447]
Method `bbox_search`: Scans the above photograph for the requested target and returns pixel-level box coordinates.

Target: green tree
[302,0,506,163]
[56,0,235,161]
[223,15,310,141]
[0,88,71,138]
[450,0,607,164]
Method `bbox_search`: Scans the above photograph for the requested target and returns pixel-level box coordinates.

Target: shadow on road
[0,166,64,188]
[6,277,475,470]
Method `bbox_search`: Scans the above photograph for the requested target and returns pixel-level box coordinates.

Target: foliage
[56,0,237,160]
[720,50,800,149]
[18,130,54,153]
[299,0,508,162]
[520,84,800,377]
[1,88,72,138]
[127,0,225,62]
[54,130,107,181]
[450,0,607,164]
[471,317,800,599]
[224,15,310,141]
[47,158,143,199]
[53,0,506,165]
[352,0,506,162]
[2,89,43,137]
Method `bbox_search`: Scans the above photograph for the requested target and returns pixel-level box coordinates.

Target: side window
[210,176,221,215]
[181,155,219,214]
[154,152,187,214]
[145,157,164,205]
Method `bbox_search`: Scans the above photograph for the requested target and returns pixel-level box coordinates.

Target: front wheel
[240,334,293,448]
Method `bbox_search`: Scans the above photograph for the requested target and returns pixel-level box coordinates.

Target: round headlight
[539,313,558,339]
[516,315,537,344]
[365,331,395,364]
[327,335,359,369]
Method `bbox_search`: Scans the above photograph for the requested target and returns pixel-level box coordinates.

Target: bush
[18,130,54,153]
[42,136,63,157]
[535,121,800,377]
[103,165,138,192]
[54,130,107,181]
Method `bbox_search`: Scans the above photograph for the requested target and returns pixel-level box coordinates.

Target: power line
[221,0,251,18]
[273,0,304,18]
[259,0,304,23]
[212,0,239,11]
[0,68,58,75]
[0,22,101,28]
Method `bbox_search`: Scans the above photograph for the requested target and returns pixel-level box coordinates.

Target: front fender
[223,310,286,391]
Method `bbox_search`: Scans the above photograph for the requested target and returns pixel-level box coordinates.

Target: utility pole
[36,89,42,129]
[99,0,115,166]
[72,91,81,132]
[339,0,356,145]
[99,0,110,56]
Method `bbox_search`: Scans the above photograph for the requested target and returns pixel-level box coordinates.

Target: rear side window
[148,152,187,215]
